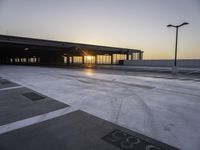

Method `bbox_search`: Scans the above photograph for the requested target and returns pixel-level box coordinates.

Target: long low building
[0,35,143,65]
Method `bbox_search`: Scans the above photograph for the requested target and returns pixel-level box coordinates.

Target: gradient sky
[0,0,199,59]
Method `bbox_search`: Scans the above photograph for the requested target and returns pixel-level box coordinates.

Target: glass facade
[84,56,95,64]
[10,57,39,63]
[97,55,111,64]
[15,58,20,63]
[21,58,26,63]
[29,58,37,63]
[73,56,83,64]
[113,54,127,64]
[64,56,67,64]
[63,53,142,65]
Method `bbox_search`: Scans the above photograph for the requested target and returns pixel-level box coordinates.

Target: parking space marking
[0,106,78,134]
[0,86,24,91]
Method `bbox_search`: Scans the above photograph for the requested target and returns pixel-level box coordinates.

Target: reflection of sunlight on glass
[85,56,92,61]
[85,69,93,76]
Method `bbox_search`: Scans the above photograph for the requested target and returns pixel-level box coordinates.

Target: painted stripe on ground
[0,86,24,91]
[0,106,78,134]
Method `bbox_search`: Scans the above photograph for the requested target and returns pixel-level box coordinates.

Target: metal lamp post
[167,22,189,74]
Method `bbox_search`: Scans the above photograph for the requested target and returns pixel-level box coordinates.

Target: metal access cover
[22,92,45,101]
[102,129,179,150]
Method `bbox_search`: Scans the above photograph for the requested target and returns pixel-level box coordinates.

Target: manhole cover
[102,129,179,150]
[22,92,45,101]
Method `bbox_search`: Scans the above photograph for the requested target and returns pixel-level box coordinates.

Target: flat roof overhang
[0,35,143,54]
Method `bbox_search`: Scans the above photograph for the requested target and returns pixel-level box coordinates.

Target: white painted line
[0,86,24,91]
[0,106,78,134]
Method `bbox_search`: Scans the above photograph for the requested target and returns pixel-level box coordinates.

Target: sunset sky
[0,0,199,59]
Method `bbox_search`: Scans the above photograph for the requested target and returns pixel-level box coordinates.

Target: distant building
[0,35,143,65]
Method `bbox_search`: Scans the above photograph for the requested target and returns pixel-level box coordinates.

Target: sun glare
[85,68,93,76]
[85,56,92,61]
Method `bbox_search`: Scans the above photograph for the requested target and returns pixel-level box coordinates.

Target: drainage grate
[22,92,45,101]
[102,129,179,150]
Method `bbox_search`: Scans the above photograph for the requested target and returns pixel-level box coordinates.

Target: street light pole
[167,22,189,73]
[174,27,178,66]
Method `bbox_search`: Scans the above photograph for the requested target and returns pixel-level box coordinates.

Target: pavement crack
[115,98,124,124]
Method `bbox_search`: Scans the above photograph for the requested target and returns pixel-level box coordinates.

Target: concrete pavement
[0,65,199,150]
